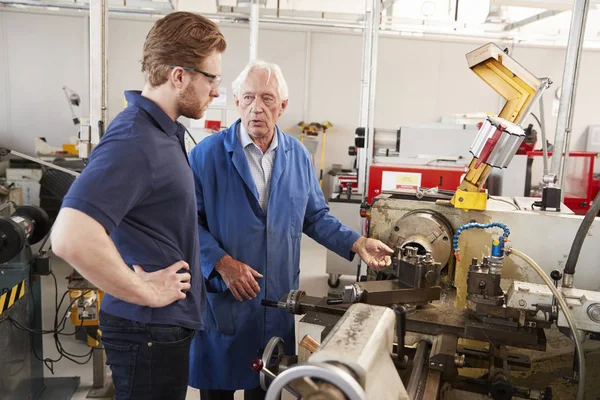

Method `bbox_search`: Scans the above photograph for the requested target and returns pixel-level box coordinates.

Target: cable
[530,112,543,134]
[489,196,520,210]
[507,248,585,400]
[4,280,94,372]
[183,125,198,146]
[564,189,600,277]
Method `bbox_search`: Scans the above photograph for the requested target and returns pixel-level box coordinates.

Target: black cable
[530,112,543,133]
[5,280,95,372]
[564,189,600,276]
[184,125,198,146]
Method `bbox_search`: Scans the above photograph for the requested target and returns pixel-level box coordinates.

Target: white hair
[231,60,289,101]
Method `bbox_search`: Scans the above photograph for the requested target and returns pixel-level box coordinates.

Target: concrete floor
[41,235,343,400]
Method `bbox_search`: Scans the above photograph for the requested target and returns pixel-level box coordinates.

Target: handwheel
[327,274,341,288]
[260,337,285,391]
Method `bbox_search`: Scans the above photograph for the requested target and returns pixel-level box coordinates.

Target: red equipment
[367,164,468,204]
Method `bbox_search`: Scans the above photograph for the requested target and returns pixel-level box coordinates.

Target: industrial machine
[256,193,600,399]
[254,38,600,400]
[0,203,84,399]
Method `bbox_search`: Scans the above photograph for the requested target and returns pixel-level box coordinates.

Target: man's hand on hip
[215,255,263,301]
[133,261,191,308]
[352,237,393,271]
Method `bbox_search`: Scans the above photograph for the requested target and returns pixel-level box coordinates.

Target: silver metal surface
[563,273,574,288]
[506,281,553,312]
[89,0,108,153]
[503,10,563,31]
[519,77,551,125]
[559,286,600,332]
[539,89,551,178]
[406,340,429,399]
[369,196,600,291]
[387,210,453,267]
[372,129,398,152]
[488,255,504,275]
[549,0,591,185]
[6,150,80,177]
[249,0,259,61]
[342,283,363,304]
[265,363,366,400]
[357,0,381,197]
[506,281,600,333]
[559,128,572,203]
[470,117,526,169]
[587,303,600,323]
[286,290,305,314]
[309,303,409,399]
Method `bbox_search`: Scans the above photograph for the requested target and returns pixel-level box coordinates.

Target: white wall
[2,9,600,190]
[0,11,89,153]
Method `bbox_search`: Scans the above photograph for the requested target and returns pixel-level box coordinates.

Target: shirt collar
[124,90,180,137]
[239,122,278,153]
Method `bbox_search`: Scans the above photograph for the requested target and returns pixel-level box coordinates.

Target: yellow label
[396,174,420,186]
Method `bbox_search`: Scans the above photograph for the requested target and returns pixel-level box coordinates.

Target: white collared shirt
[237,123,278,213]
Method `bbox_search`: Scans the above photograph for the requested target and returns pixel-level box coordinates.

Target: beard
[177,82,206,120]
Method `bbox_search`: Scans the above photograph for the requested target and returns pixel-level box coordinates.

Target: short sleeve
[61,137,153,234]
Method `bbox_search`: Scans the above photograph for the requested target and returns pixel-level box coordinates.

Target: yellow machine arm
[451,43,544,211]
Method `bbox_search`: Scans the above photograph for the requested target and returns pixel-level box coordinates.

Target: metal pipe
[249,0,259,61]
[359,0,381,198]
[540,93,550,177]
[356,3,372,197]
[89,0,108,149]
[559,128,572,202]
[549,0,590,183]
[303,30,312,122]
[4,150,80,177]
[519,77,551,125]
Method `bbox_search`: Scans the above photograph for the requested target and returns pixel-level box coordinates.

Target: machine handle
[261,299,279,308]
[393,305,407,368]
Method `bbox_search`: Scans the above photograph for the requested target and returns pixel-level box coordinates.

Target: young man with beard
[51,12,226,400]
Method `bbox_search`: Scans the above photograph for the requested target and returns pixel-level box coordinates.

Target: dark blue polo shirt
[61,90,204,330]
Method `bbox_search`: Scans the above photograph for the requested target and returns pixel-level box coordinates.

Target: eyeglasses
[170,65,222,88]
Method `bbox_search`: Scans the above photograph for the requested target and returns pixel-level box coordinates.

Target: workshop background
[2,1,600,400]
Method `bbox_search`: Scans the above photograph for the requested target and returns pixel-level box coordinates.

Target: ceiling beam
[503,9,563,31]
[492,0,600,11]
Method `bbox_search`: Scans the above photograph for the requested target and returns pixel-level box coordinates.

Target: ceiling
[2,0,600,48]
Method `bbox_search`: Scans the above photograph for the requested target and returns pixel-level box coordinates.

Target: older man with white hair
[187,61,393,400]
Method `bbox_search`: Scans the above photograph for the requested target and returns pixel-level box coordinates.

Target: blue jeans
[100,311,195,400]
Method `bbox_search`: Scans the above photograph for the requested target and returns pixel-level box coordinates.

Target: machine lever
[393,305,408,368]
[261,299,279,308]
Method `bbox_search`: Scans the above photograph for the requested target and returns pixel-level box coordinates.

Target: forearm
[305,212,362,260]
[351,236,366,253]
[52,208,151,306]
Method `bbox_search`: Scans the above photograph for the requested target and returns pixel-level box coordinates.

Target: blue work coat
[188,120,361,390]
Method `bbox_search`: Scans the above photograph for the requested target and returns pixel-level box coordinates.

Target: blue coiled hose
[453,222,510,261]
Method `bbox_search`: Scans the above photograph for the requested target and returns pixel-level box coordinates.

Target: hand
[215,255,263,301]
[352,237,393,271]
[133,261,191,308]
